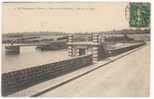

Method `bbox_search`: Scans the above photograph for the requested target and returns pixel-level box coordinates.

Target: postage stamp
[129,2,150,28]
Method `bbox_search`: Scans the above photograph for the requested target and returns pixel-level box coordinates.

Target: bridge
[5,43,46,54]
[7,43,45,47]
[5,40,67,54]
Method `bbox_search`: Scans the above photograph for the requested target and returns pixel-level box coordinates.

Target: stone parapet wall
[108,42,145,56]
[2,55,92,96]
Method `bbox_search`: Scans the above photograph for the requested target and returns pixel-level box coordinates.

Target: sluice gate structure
[67,33,107,63]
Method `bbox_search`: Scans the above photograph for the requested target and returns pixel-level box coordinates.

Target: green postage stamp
[129,3,150,28]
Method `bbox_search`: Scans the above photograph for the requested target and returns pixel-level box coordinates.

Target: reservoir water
[2,44,70,73]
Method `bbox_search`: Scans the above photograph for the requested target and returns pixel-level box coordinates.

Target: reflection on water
[2,44,70,73]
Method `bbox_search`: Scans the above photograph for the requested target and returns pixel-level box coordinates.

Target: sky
[2,2,130,34]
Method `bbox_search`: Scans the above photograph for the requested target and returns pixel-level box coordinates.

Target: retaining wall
[2,55,92,96]
[108,42,145,56]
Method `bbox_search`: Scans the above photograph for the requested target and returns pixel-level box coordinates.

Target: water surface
[2,44,70,73]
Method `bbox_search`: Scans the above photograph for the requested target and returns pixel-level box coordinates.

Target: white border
[0,0,153,99]
[1,0,152,2]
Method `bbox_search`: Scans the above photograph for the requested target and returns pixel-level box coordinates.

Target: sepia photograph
[1,2,151,97]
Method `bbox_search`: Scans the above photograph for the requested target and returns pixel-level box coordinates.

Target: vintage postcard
[2,2,150,97]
